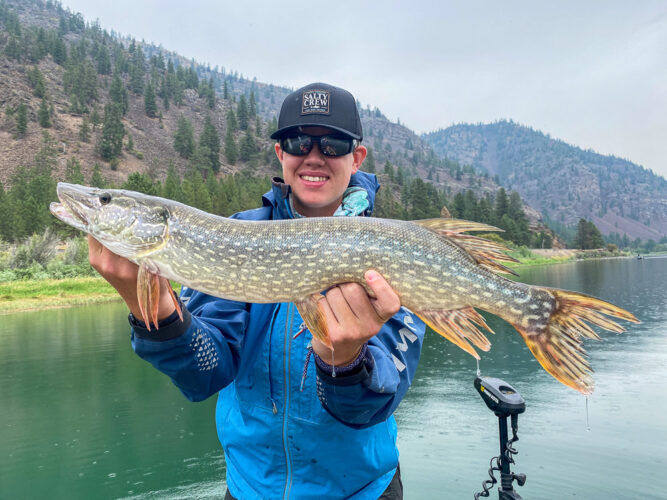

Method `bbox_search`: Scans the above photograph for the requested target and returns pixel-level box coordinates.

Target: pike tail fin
[513,289,639,394]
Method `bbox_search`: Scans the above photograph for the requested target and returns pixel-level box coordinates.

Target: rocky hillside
[423,121,667,240]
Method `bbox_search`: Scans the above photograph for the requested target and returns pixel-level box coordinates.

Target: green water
[1,257,665,499]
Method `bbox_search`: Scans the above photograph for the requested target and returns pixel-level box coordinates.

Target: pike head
[50,183,171,259]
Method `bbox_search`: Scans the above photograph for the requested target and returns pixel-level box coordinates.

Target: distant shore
[2,251,658,315]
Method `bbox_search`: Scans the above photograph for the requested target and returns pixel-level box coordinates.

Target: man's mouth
[301,174,328,182]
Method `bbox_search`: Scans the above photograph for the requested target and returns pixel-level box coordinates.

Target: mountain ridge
[423,120,666,240]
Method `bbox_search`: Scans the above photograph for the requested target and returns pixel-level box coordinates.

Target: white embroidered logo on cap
[301,90,330,114]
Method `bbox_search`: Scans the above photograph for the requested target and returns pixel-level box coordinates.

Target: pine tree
[163,162,183,201]
[79,116,90,142]
[27,66,46,98]
[96,46,111,75]
[98,104,125,161]
[199,115,221,172]
[144,81,157,117]
[365,148,376,173]
[494,187,509,223]
[173,115,195,159]
[223,80,229,100]
[64,157,85,184]
[249,91,257,117]
[237,95,249,130]
[226,108,238,131]
[109,72,129,115]
[15,103,28,137]
[239,130,257,161]
[90,163,105,187]
[38,97,51,128]
[122,172,157,195]
[225,127,238,164]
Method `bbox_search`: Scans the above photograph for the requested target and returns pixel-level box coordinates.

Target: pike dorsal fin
[412,218,520,276]
[412,218,503,234]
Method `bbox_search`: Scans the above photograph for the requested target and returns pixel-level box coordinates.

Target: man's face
[275,127,367,217]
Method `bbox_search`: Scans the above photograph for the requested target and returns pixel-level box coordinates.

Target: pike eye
[99,193,112,205]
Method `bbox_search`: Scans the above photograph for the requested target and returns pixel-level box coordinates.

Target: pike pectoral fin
[137,263,161,331]
[415,307,493,360]
[295,295,332,350]
[514,289,639,395]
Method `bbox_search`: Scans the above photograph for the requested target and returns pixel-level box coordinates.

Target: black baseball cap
[270,82,363,141]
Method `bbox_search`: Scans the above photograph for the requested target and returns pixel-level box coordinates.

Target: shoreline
[2,252,658,315]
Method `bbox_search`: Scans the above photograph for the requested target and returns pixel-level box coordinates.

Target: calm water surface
[1,257,665,499]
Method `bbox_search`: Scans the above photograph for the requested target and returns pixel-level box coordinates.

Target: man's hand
[310,270,401,366]
[88,235,175,322]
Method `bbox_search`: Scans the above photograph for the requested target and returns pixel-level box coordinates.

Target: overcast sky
[61,0,667,179]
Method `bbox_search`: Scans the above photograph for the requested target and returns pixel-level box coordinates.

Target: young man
[89,82,425,499]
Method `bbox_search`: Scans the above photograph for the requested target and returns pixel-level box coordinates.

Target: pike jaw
[50,183,170,259]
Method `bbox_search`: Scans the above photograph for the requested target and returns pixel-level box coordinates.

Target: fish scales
[50,183,639,394]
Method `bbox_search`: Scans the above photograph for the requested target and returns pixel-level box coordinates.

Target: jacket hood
[261,171,380,220]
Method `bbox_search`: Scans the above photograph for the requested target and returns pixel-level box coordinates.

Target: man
[89,82,425,499]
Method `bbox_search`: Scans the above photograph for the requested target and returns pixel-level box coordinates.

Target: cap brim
[270,124,362,141]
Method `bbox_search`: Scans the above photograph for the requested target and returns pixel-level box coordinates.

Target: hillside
[423,121,667,240]
[1,0,637,250]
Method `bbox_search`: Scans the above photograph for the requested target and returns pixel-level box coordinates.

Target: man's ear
[275,142,283,162]
[352,145,367,174]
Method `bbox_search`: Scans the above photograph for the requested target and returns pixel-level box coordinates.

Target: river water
[1,257,665,499]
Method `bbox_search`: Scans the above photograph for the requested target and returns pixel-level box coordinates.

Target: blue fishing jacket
[130,171,426,499]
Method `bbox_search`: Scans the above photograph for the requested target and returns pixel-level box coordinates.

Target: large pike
[50,183,638,394]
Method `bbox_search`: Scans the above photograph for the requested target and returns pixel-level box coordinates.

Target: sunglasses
[279,134,358,157]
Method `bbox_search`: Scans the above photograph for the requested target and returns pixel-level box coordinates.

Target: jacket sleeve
[314,307,425,428]
[130,288,252,402]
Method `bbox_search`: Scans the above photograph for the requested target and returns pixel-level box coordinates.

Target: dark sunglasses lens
[282,135,313,156]
[319,136,354,157]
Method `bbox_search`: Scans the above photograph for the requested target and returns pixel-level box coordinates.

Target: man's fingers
[364,270,401,322]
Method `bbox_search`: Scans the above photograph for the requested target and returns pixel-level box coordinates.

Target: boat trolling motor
[473,376,527,500]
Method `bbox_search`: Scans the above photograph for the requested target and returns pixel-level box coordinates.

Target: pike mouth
[49,193,90,230]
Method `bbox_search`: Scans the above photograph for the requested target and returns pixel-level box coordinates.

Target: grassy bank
[0,277,121,314]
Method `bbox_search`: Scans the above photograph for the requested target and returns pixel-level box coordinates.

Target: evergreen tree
[223,80,229,100]
[494,187,509,223]
[574,219,604,249]
[79,116,90,142]
[163,162,183,201]
[64,157,85,184]
[237,95,249,130]
[15,103,28,137]
[249,91,257,117]
[0,183,13,241]
[226,108,238,131]
[109,72,129,115]
[224,127,238,164]
[383,161,394,181]
[199,115,221,172]
[173,115,195,159]
[365,148,376,173]
[144,81,157,117]
[96,46,111,75]
[27,66,46,98]
[38,97,51,128]
[122,172,157,195]
[98,104,125,161]
[90,163,105,187]
[239,130,257,161]
[129,45,145,94]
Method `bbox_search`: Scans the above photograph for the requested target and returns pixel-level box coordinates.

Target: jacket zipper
[282,303,294,499]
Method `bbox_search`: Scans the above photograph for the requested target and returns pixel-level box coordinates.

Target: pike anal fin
[415,307,494,360]
[295,294,332,350]
[137,263,161,331]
